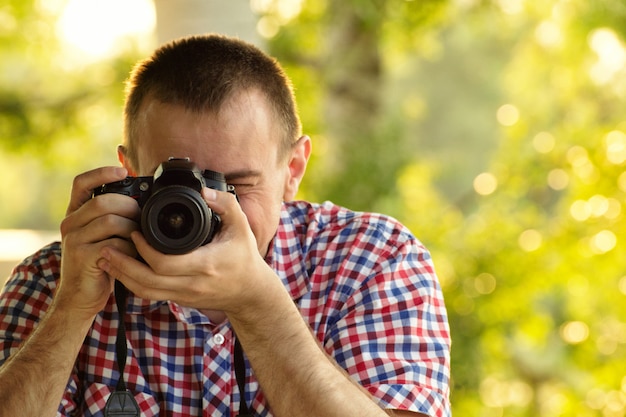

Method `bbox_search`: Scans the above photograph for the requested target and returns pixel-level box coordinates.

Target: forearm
[0,301,94,416]
[228,271,388,417]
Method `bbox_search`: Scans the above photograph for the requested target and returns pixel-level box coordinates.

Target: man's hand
[0,166,142,417]
[96,186,276,317]
[57,166,140,318]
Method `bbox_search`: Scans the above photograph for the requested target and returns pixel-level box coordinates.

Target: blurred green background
[2,0,626,415]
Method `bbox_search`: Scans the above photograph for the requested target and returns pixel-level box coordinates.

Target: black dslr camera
[92,157,235,255]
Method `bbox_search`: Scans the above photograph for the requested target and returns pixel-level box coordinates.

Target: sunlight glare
[251,0,304,39]
[0,230,60,261]
[57,0,156,61]
[535,20,562,48]
[588,28,626,85]
[496,0,524,15]
[257,16,281,39]
[251,0,303,21]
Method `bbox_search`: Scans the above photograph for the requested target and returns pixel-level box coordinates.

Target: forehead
[135,90,281,176]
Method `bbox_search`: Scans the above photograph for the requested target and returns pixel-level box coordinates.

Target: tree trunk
[317,1,393,209]
[152,0,261,47]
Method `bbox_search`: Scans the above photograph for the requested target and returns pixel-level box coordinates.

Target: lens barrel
[141,185,215,255]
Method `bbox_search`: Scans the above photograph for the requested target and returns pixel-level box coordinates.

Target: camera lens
[141,186,214,254]
[157,203,194,240]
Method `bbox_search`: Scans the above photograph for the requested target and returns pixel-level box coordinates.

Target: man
[0,34,451,416]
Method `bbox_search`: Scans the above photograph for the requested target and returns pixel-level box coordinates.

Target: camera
[92,157,235,255]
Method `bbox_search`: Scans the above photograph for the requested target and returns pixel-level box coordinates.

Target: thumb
[201,187,243,224]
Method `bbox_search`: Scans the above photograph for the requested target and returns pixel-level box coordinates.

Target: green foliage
[267,0,451,213]
[4,0,626,415]
[270,0,626,415]
[0,0,146,228]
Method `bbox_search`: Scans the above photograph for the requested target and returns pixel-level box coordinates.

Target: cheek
[238,197,282,255]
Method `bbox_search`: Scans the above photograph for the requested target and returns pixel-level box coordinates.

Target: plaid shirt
[0,200,451,417]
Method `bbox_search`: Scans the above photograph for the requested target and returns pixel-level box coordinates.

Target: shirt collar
[264,202,311,301]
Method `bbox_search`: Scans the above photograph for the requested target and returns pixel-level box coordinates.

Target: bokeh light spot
[533,131,556,153]
[560,321,589,344]
[518,229,543,252]
[474,273,497,295]
[605,130,626,164]
[474,172,498,195]
[547,168,569,190]
[589,230,617,254]
[496,104,520,126]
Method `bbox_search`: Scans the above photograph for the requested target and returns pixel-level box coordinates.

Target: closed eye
[225,169,261,183]
[229,183,254,192]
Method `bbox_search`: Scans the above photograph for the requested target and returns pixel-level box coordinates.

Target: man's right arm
[0,298,96,416]
[0,166,138,416]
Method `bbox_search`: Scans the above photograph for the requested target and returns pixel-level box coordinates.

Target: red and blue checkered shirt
[0,200,451,416]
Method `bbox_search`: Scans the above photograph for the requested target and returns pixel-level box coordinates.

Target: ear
[117,145,138,177]
[283,135,312,201]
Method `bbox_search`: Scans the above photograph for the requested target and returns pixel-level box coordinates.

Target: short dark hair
[123,34,302,169]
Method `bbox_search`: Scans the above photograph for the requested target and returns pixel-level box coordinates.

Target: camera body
[93,158,235,255]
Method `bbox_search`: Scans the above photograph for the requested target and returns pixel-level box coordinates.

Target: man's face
[130,89,304,257]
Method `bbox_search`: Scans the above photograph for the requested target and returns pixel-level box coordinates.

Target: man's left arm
[227,263,429,417]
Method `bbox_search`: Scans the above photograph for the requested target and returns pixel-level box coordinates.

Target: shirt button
[213,333,225,345]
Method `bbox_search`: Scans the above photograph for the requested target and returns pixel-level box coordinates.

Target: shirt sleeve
[0,246,58,364]
[0,243,79,416]
[318,218,451,417]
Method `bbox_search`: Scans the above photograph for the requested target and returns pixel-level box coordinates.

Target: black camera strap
[234,336,254,417]
[104,280,140,417]
[103,280,251,416]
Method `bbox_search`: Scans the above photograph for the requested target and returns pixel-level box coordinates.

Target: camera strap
[103,280,251,416]
[104,280,140,417]
[234,336,254,417]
